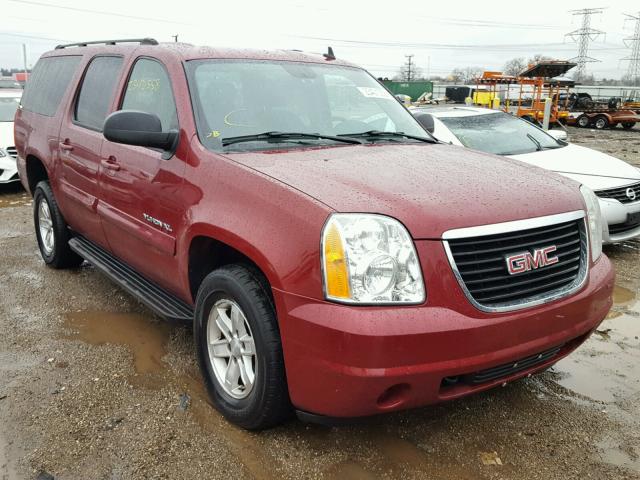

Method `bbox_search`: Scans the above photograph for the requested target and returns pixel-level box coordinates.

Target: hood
[224,143,584,239]
[509,143,640,190]
[0,121,14,147]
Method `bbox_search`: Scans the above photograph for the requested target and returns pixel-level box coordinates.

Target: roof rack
[55,38,158,50]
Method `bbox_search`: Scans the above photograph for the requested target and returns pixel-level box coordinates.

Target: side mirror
[546,129,568,142]
[414,113,435,133]
[103,110,178,153]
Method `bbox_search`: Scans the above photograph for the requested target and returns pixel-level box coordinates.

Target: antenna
[323,46,336,61]
[565,7,606,81]
[622,12,640,86]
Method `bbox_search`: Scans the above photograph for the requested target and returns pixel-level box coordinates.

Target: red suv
[14,39,614,429]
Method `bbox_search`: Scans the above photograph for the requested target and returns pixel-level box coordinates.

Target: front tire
[622,122,635,130]
[33,181,83,269]
[194,264,291,430]
[576,114,590,128]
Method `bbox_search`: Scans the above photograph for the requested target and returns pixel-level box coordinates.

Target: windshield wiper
[221,131,362,147]
[526,133,542,151]
[338,130,437,144]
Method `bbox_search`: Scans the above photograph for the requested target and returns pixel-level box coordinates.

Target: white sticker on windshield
[357,86,388,99]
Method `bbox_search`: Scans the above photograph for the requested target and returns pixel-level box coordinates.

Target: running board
[68,236,194,322]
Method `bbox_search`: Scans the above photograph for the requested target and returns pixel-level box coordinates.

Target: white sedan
[411,106,640,244]
[0,89,21,184]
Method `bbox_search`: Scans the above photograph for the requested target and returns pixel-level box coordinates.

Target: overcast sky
[1,0,638,79]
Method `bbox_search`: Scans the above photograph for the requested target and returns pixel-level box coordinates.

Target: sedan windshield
[186,60,429,151]
[0,96,20,122]
[438,112,563,155]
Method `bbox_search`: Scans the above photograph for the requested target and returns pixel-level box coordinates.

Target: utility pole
[22,43,28,74]
[405,54,414,82]
[622,12,640,86]
[172,34,179,43]
[565,7,606,81]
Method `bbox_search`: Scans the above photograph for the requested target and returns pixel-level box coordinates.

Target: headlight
[321,213,425,304]
[580,185,602,261]
[0,148,6,158]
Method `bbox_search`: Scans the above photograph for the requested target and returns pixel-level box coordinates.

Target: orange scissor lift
[474,61,577,125]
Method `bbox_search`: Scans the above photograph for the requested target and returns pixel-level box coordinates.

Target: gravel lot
[1,126,639,479]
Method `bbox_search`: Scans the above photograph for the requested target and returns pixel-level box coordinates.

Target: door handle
[59,141,74,152]
[101,156,121,171]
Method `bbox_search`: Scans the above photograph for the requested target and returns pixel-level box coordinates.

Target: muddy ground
[0,127,639,479]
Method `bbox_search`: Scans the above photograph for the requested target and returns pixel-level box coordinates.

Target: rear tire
[576,115,590,128]
[594,116,609,130]
[194,264,291,430]
[622,122,635,130]
[33,181,84,269]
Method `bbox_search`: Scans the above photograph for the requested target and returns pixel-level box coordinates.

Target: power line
[8,0,196,26]
[565,7,606,80]
[622,12,640,86]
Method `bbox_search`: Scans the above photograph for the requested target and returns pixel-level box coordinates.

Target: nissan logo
[627,188,637,201]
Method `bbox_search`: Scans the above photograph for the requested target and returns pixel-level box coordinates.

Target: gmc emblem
[505,246,559,275]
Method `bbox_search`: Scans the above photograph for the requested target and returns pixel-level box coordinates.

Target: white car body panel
[0,90,21,184]
[418,106,640,243]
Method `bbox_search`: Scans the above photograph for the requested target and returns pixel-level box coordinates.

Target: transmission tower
[565,7,606,80]
[622,13,640,86]
[403,55,415,82]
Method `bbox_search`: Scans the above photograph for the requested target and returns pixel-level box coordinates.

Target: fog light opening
[376,383,411,409]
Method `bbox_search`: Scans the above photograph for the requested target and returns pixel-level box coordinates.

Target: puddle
[64,310,171,375]
[553,288,640,403]
[597,437,640,472]
[63,309,279,479]
[324,460,377,480]
[0,190,30,209]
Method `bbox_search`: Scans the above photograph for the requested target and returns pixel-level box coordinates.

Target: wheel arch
[185,224,281,303]
[25,154,50,196]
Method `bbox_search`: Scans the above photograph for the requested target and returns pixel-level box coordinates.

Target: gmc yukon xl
[14,39,614,430]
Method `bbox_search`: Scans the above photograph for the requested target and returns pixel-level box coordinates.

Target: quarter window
[121,58,178,131]
[21,56,81,116]
[75,56,123,130]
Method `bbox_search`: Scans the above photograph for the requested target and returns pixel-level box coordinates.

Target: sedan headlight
[0,148,6,158]
[322,213,425,304]
[580,185,602,261]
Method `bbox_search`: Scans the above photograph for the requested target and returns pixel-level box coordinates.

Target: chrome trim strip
[443,211,589,313]
[442,210,585,240]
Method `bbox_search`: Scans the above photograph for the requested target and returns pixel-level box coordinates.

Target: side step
[69,236,194,322]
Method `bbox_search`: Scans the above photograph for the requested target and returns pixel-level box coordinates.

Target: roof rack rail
[55,38,158,50]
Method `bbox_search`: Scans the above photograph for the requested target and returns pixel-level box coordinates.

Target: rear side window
[74,56,123,131]
[21,56,81,116]
[121,58,178,131]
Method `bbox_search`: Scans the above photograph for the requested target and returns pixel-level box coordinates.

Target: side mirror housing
[547,129,568,142]
[414,112,435,133]
[103,110,178,153]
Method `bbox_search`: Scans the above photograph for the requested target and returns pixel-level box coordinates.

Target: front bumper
[0,155,19,184]
[599,197,640,243]
[274,242,614,418]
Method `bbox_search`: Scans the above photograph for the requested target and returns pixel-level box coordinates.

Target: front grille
[596,181,640,204]
[446,217,588,311]
[608,211,640,235]
[441,344,563,389]
[5,146,17,159]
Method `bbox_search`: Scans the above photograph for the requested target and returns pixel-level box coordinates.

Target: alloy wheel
[207,299,257,399]
[38,198,55,255]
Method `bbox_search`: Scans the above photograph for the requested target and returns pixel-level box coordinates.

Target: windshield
[439,112,563,155]
[0,96,20,122]
[186,60,428,151]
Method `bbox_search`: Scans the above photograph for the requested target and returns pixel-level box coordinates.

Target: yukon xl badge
[143,213,173,233]
[506,246,559,275]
